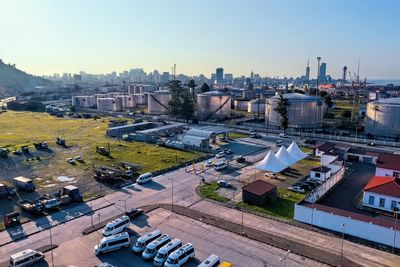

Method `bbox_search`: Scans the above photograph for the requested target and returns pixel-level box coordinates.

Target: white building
[310,166,332,181]
[362,176,400,212]
[375,153,400,178]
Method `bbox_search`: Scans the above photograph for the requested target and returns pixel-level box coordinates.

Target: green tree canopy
[273,95,290,132]
[168,80,195,121]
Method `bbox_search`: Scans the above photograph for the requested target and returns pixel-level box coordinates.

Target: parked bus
[94,232,130,255]
[153,238,183,266]
[164,243,195,267]
[131,229,162,253]
[198,254,220,267]
[142,234,171,260]
[102,215,130,236]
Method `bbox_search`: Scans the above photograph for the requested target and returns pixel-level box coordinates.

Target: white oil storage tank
[116,95,136,109]
[265,93,324,129]
[197,91,231,120]
[97,98,123,112]
[147,90,171,115]
[365,97,400,139]
[248,98,266,114]
[72,96,96,108]
[234,99,250,111]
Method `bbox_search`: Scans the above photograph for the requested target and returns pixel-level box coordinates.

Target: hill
[0,59,52,92]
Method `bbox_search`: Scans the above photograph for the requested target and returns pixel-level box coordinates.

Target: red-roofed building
[362,176,400,212]
[375,153,400,178]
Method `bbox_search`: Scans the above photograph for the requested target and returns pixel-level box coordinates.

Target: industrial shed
[242,179,277,205]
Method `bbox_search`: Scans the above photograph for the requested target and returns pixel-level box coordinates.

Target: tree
[273,95,290,132]
[168,80,195,121]
[340,109,352,118]
[200,82,210,93]
[324,95,333,108]
[187,79,197,102]
[319,91,328,97]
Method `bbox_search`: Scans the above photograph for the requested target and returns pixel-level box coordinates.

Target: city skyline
[1,0,400,79]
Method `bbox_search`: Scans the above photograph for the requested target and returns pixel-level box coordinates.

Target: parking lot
[36,208,325,267]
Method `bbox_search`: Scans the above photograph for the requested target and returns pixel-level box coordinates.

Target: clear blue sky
[1,0,399,79]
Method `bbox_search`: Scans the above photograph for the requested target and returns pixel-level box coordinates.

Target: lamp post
[241,210,244,235]
[90,201,94,227]
[119,196,132,213]
[393,209,399,253]
[50,227,54,267]
[340,223,345,266]
[170,178,174,211]
[279,249,291,267]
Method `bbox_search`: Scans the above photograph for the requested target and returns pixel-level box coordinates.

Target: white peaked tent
[287,141,308,161]
[275,146,298,166]
[256,151,288,173]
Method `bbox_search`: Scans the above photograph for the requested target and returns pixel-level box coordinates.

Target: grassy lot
[236,189,305,219]
[227,132,250,139]
[199,181,230,203]
[301,147,312,154]
[0,111,204,185]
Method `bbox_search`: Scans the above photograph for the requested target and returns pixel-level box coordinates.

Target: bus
[142,234,171,260]
[153,238,183,266]
[164,243,195,267]
[131,229,162,253]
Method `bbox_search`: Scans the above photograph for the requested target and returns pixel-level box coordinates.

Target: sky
[0,0,399,79]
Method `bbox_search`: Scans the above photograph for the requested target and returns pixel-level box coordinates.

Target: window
[394,172,400,179]
[379,198,385,208]
[368,196,375,205]
[391,201,397,210]
[315,172,321,178]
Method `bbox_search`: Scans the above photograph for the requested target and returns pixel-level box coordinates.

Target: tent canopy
[275,146,298,166]
[287,141,308,161]
[256,151,288,173]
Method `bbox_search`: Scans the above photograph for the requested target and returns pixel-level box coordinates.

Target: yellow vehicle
[219,262,233,267]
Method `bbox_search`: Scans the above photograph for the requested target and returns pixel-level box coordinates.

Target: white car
[215,152,225,159]
[279,133,287,138]
[288,186,305,193]
[66,158,75,164]
[217,180,231,188]
[205,160,214,167]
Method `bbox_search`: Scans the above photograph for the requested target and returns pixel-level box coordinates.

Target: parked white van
[10,249,44,267]
[131,229,162,253]
[137,173,153,184]
[214,161,227,171]
[94,232,130,255]
[153,238,182,266]
[164,243,195,267]
[142,234,171,260]
[102,215,130,236]
[198,254,220,267]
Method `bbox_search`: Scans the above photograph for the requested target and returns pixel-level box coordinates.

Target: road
[1,137,400,266]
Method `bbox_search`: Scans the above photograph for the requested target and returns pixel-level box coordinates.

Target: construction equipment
[13,177,36,192]
[0,147,9,158]
[33,142,48,150]
[56,137,66,147]
[21,146,30,154]
[18,199,43,213]
[96,145,110,157]
[94,166,122,182]
[56,185,83,203]
[3,212,20,227]
[120,162,141,174]
[0,183,16,198]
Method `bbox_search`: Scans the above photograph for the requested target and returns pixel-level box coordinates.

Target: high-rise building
[305,60,310,81]
[342,66,347,82]
[215,67,224,84]
[224,73,233,83]
[161,72,170,84]
[319,63,327,83]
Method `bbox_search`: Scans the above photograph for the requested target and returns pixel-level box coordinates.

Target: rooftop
[242,179,277,196]
[311,166,331,173]
[316,142,335,153]
[364,176,400,198]
[377,153,400,171]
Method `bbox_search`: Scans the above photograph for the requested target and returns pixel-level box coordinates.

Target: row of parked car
[288,178,322,193]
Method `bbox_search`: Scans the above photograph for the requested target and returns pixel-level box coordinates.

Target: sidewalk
[190,200,400,267]
[0,196,113,247]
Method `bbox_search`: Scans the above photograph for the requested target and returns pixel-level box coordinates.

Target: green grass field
[0,111,204,182]
[228,132,250,139]
[199,181,230,202]
[236,189,305,219]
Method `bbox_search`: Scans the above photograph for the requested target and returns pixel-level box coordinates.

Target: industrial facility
[197,91,231,121]
[365,97,400,139]
[147,90,172,115]
[265,93,325,130]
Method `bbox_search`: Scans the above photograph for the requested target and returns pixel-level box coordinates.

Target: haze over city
[1,0,400,79]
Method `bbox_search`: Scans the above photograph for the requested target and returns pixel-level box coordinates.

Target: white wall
[294,204,400,248]
[310,170,331,181]
[375,167,399,177]
[363,191,400,212]
[321,154,337,165]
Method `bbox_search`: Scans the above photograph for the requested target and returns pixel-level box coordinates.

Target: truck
[56,137,66,147]
[55,185,83,203]
[13,176,36,192]
[33,142,48,150]
[0,183,16,198]
[18,199,43,214]
[0,147,9,158]
[21,146,30,154]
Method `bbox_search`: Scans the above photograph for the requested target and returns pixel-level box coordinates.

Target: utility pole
[393,209,399,253]
[340,223,345,266]
[314,57,321,136]
[90,201,94,227]
[50,227,54,267]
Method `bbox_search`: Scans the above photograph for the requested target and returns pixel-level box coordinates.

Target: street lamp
[50,227,54,267]
[393,208,399,253]
[169,178,174,211]
[119,195,132,213]
[279,249,291,267]
[340,223,345,266]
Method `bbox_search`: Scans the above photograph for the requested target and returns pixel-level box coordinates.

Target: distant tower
[305,59,310,81]
[319,63,327,83]
[342,66,347,82]
[250,71,254,81]
[215,67,224,84]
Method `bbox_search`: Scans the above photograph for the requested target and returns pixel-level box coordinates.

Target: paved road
[38,208,326,267]
[1,138,400,266]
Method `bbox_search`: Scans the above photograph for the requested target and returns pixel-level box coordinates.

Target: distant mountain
[0,60,52,92]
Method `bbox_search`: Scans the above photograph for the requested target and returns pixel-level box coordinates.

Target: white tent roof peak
[256,150,288,173]
[287,141,308,161]
[275,146,298,166]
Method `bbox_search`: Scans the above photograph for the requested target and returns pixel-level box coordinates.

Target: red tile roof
[242,179,277,196]
[377,153,400,171]
[363,176,400,198]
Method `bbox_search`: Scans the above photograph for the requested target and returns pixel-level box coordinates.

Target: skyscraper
[342,66,347,82]
[215,67,224,84]
[319,63,327,83]
[305,60,310,81]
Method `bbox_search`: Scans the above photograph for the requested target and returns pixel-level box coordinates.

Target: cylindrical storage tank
[248,98,267,114]
[72,96,96,108]
[365,97,400,139]
[116,95,136,109]
[133,93,148,105]
[147,90,171,115]
[97,98,123,112]
[234,100,250,111]
[197,91,231,120]
[265,93,324,129]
